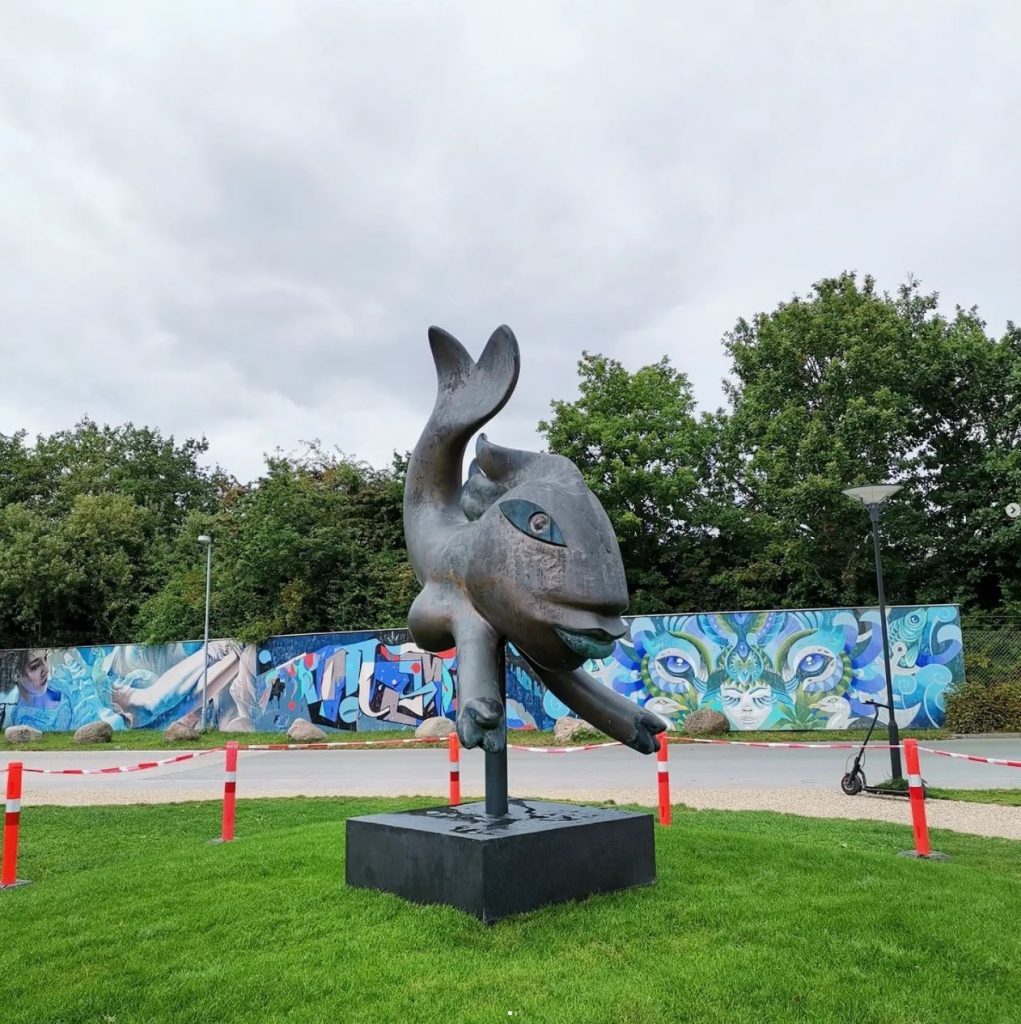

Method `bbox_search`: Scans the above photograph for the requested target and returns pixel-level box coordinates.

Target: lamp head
[197,534,212,545]
[842,484,903,510]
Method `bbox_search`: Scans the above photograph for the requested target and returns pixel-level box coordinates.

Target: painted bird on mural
[403,325,665,756]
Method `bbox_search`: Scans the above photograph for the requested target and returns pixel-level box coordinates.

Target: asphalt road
[12,737,1021,804]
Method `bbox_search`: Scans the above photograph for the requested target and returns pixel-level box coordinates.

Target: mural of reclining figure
[404,324,666,756]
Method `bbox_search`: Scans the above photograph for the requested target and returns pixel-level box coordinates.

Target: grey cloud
[1,2,1019,483]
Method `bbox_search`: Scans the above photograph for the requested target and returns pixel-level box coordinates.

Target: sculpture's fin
[474,433,542,484]
[459,433,585,520]
[404,325,521,571]
[426,326,520,438]
[459,458,508,521]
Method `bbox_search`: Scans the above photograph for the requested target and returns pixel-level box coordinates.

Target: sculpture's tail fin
[404,326,521,563]
[427,325,520,441]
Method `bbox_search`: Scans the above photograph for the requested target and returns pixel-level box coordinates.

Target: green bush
[945,677,1021,733]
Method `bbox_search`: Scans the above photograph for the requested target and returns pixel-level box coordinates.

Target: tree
[136,446,417,643]
[0,419,225,647]
[538,353,724,613]
[716,273,1021,614]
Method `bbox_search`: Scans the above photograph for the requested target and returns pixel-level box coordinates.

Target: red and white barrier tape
[9,734,1018,769]
[19,747,224,775]
[917,747,1021,769]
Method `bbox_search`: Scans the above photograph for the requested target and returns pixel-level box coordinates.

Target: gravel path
[21,779,1021,841]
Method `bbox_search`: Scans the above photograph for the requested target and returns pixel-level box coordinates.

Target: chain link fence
[948,620,1021,732]
[963,625,1021,686]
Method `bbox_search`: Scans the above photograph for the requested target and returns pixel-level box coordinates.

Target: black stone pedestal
[345,799,655,923]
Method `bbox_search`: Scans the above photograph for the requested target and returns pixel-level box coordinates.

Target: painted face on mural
[720,681,773,730]
[19,650,50,695]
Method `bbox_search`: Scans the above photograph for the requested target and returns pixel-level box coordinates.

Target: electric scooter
[840,698,920,797]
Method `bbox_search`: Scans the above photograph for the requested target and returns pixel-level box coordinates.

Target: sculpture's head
[460,435,629,671]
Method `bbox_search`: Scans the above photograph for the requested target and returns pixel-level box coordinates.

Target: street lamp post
[842,484,904,781]
[198,534,213,732]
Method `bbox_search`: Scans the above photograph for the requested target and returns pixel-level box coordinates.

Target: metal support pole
[201,540,212,732]
[484,643,509,817]
[870,507,903,781]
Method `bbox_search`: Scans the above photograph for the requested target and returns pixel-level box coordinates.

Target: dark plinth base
[346,799,655,923]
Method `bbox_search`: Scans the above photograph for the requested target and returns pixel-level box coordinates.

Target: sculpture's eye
[499,499,565,546]
[528,512,549,534]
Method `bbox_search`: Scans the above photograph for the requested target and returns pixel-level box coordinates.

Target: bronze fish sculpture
[404,325,665,756]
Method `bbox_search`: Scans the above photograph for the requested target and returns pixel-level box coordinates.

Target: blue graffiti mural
[574,606,963,733]
[0,605,963,733]
[251,631,458,734]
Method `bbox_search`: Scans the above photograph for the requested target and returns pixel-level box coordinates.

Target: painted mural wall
[0,605,963,734]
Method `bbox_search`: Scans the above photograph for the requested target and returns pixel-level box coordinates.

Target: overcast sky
[1,2,1018,482]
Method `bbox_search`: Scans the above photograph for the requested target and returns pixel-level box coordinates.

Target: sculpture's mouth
[554,625,625,661]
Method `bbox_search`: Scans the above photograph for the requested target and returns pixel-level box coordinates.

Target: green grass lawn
[928,788,1021,806]
[870,778,1021,806]
[0,725,950,753]
[1,798,1018,1024]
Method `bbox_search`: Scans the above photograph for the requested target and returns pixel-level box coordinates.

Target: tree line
[2,272,1018,650]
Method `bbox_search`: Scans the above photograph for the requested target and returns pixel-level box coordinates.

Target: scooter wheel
[841,771,864,796]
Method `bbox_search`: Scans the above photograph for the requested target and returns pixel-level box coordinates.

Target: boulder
[415,716,456,739]
[4,725,43,745]
[683,709,730,737]
[73,720,114,744]
[287,718,328,742]
[163,720,201,743]
[553,716,601,744]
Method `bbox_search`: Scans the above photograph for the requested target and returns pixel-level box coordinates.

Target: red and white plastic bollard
[214,741,238,843]
[448,731,461,806]
[1,762,30,889]
[899,738,947,860]
[657,736,671,827]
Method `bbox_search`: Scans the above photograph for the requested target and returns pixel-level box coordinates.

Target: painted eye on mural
[798,653,828,675]
[791,645,843,694]
[499,499,565,546]
[649,646,705,690]
[721,685,772,708]
[793,648,837,680]
[657,652,691,679]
